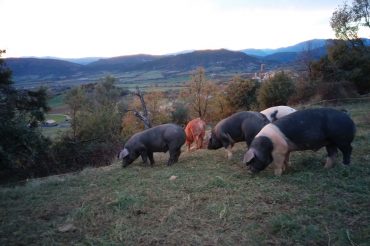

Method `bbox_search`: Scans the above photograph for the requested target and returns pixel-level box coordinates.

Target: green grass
[1,102,370,245]
[45,113,66,122]
[48,94,65,108]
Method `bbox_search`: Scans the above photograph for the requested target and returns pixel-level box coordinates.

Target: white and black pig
[260,105,296,122]
[207,111,270,159]
[119,123,186,167]
[243,108,356,176]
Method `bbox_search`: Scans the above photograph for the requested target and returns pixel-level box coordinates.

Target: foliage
[120,89,172,136]
[171,101,189,126]
[182,67,214,119]
[0,50,52,181]
[225,76,260,110]
[53,77,125,171]
[289,78,318,104]
[330,0,369,41]
[257,71,295,109]
[121,112,145,137]
[319,0,370,94]
[310,40,370,94]
[205,84,234,124]
[144,90,171,125]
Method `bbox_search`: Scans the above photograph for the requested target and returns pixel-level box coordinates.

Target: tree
[225,76,260,110]
[0,50,52,180]
[145,90,171,125]
[183,67,213,119]
[126,87,152,129]
[309,0,370,94]
[54,77,126,171]
[64,86,86,140]
[257,71,295,109]
[171,101,189,126]
[298,40,317,79]
[331,0,369,43]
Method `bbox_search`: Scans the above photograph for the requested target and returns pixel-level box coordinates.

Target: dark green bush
[257,71,295,109]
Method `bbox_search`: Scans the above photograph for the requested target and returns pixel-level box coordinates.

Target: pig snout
[247,165,259,173]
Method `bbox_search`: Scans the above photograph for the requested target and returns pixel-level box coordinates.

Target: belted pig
[184,118,206,151]
[243,108,356,176]
[207,111,270,159]
[119,123,186,167]
[260,105,296,122]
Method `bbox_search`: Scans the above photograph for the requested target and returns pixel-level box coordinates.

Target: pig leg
[194,136,200,149]
[147,151,155,166]
[141,151,149,165]
[168,148,180,166]
[284,153,291,170]
[337,143,352,165]
[174,148,181,163]
[186,140,192,152]
[273,153,287,176]
[324,145,338,168]
[226,146,233,160]
[198,136,204,149]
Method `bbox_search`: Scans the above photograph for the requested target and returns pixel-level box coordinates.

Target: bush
[52,78,125,172]
[313,80,358,101]
[171,101,189,126]
[257,71,295,109]
[225,76,260,110]
[289,78,318,104]
[0,117,54,182]
[51,135,120,173]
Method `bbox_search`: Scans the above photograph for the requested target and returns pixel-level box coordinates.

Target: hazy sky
[1,0,366,58]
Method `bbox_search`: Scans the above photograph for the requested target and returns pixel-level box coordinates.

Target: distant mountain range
[241,39,329,56]
[4,38,369,89]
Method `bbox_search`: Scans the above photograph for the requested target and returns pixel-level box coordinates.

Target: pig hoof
[274,169,283,176]
[324,158,334,169]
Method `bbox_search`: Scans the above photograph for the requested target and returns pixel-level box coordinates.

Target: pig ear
[243,149,255,164]
[119,148,129,159]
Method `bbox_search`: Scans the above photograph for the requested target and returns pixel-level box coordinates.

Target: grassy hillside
[1,102,369,245]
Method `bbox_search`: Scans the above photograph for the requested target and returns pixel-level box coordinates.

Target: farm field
[1,101,369,245]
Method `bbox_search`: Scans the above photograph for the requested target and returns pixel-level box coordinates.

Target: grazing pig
[184,118,206,151]
[260,105,296,122]
[207,111,270,159]
[243,108,356,176]
[119,123,186,167]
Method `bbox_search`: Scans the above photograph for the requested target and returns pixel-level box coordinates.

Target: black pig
[207,111,269,159]
[243,108,356,175]
[119,123,186,167]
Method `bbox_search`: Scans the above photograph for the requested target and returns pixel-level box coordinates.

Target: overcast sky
[1,0,367,58]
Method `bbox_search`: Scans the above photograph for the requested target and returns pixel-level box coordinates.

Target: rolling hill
[242,39,328,56]
[5,49,265,88]
[5,58,83,78]
[5,38,369,89]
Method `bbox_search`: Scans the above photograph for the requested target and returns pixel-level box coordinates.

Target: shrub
[257,71,295,109]
[51,135,120,173]
[289,78,318,104]
[52,77,125,171]
[225,76,260,110]
[313,80,358,101]
[171,101,189,126]
[0,116,54,182]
